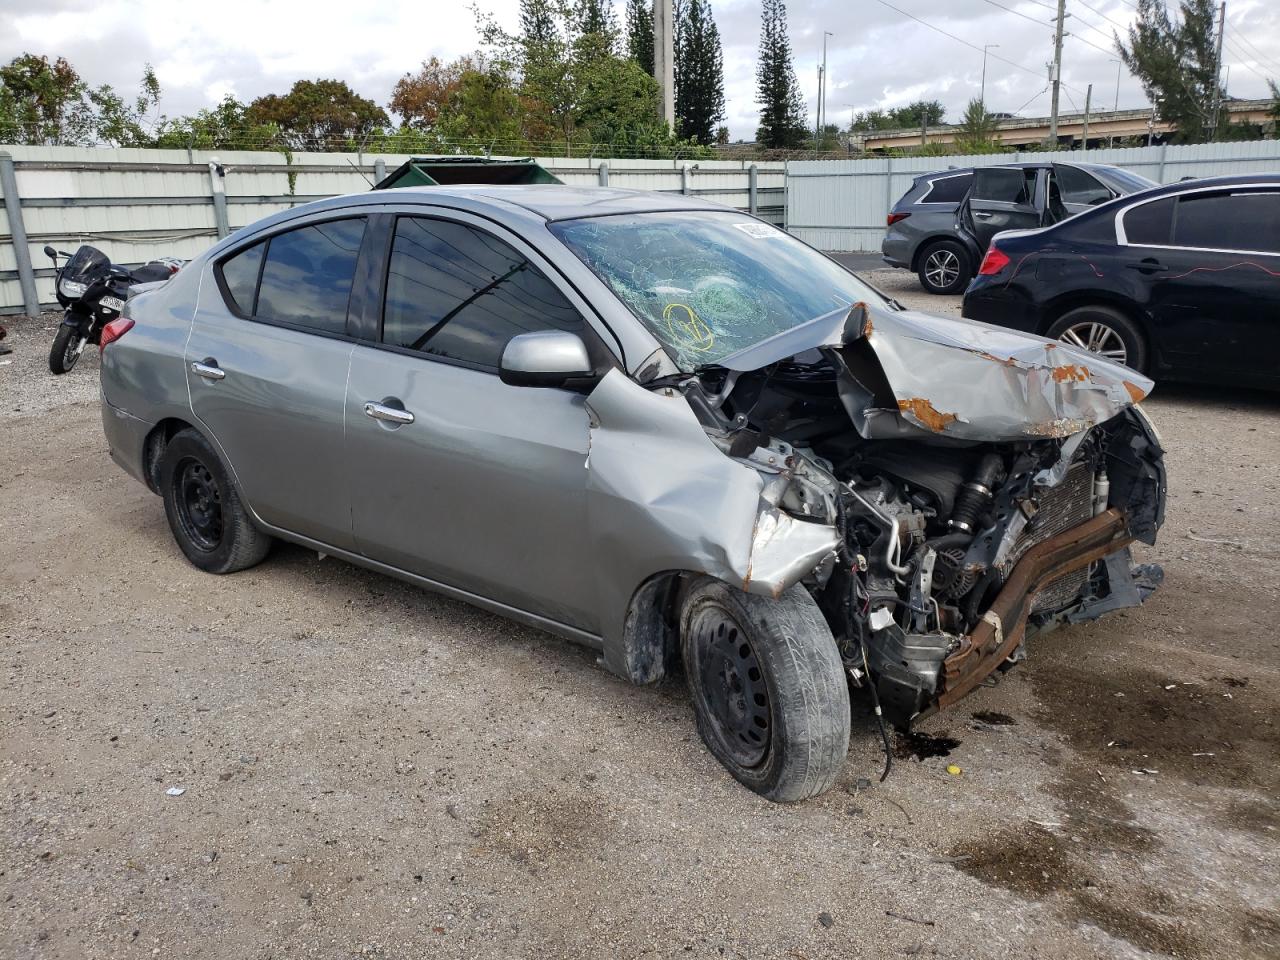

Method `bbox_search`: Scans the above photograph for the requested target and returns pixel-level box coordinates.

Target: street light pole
[1108,58,1121,148]
[822,31,833,136]
[1048,0,1066,146]
[981,44,999,108]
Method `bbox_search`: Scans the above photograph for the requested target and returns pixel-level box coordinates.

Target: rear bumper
[101,391,153,487]
[880,233,912,269]
[939,508,1137,707]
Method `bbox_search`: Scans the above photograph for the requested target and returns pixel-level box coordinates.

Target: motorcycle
[44,244,181,374]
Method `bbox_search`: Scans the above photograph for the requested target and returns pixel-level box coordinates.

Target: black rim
[175,458,223,551]
[689,604,771,767]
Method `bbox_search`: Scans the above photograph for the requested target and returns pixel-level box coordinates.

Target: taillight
[99,317,134,353]
[886,212,911,226]
[978,245,1010,276]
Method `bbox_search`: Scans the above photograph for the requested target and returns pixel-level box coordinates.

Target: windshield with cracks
[550,211,882,370]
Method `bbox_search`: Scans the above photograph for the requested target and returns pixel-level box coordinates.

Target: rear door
[344,211,605,630]
[1119,186,1280,381]
[965,166,1044,250]
[1053,164,1115,217]
[187,215,368,549]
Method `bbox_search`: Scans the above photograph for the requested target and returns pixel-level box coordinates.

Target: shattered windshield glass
[549,211,881,370]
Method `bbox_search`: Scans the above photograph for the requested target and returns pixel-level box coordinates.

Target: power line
[871,0,1086,95]
[977,0,1046,27]
[1073,0,1129,31]
[1221,38,1275,85]
[1067,28,1119,57]
[1228,27,1280,72]
[1011,85,1051,115]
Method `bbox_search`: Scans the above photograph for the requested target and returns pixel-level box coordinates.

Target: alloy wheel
[1058,321,1128,365]
[688,605,772,768]
[923,249,960,289]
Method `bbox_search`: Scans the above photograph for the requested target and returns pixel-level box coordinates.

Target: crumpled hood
[716,300,1152,442]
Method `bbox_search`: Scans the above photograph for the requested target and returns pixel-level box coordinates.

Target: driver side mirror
[43,245,57,259]
[499,330,594,388]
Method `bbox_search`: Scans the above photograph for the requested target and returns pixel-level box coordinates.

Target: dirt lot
[2,279,1278,960]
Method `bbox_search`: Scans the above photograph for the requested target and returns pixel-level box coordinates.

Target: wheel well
[1042,295,1147,339]
[619,571,696,685]
[142,417,197,493]
[911,236,968,272]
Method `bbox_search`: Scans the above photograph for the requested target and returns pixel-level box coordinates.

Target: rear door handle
[191,359,225,380]
[972,211,995,220]
[1126,259,1169,273]
[364,401,415,425]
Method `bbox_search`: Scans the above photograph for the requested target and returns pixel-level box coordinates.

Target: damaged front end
[655,300,1166,728]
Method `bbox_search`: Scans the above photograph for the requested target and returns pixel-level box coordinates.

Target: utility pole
[1206,1,1226,141]
[654,0,675,131]
[981,44,1000,108]
[821,31,833,137]
[1048,0,1066,147]
[1081,83,1092,149]
[1108,58,1121,148]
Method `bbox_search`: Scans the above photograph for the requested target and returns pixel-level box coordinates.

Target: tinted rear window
[219,241,264,314]
[1123,197,1175,245]
[1173,190,1280,253]
[255,219,366,334]
[922,173,972,204]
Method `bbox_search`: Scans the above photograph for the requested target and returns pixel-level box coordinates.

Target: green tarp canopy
[372,156,562,190]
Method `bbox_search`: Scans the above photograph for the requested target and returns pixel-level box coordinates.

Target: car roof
[377,184,729,221]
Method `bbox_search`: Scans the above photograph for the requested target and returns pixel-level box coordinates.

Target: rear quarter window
[218,241,264,314]
[921,173,973,204]
[1122,197,1175,245]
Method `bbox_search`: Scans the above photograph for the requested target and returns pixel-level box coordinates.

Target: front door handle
[191,359,225,380]
[364,401,415,425]
[1126,258,1169,273]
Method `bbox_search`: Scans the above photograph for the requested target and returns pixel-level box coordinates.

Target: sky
[1,0,1277,141]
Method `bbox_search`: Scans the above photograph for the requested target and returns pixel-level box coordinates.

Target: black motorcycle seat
[130,263,173,284]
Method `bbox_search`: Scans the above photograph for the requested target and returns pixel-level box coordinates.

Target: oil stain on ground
[892,730,960,761]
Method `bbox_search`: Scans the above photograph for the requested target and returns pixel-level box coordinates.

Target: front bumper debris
[938,508,1134,708]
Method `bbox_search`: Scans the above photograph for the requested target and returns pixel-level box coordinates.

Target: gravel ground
[2,280,1278,960]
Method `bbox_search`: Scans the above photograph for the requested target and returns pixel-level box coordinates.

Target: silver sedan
[100,185,1166,801]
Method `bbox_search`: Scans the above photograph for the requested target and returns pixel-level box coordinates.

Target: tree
[625,0,654,75]
[755,0,807,148]
[1117,0,1224,143]
[0,54,93,144]
[246,79,388,148]
[434,61,525,144]
[520,0,558,46]
[953,98,1003,153]
[153,95,281,150]
[847,100,945,132]
[675,0,725,144]
[390,57,465,129]
[578,0,617,47]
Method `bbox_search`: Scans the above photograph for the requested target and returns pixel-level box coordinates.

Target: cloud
[0,0,1275,141]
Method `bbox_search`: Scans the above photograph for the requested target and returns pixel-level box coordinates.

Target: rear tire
[1046,305,1147,373]
[916,240,972,295]
[680,578,850,802]
[158,428,271,574]
[49,325,84,374]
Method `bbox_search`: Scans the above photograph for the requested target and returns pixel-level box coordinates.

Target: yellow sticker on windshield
[663,302,715,353]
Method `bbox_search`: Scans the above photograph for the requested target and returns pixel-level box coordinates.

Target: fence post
[748,163,758,215]
[374,158,386,185]
[1157,143,1169,182]
[208,159,230,239]
[783,159,790,231]
[681,164,691,195]
[884,157,894,226]
[597,161,609,186]
[0,152,41,319]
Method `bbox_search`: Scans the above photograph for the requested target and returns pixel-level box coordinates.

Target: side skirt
[255,521,606,655]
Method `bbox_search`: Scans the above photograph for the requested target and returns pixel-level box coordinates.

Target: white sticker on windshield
[732,222,779,239]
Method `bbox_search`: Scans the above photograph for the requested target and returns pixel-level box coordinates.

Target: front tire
[916,240,972,295]
[158,428,271,574]
[680,578,850,802]
[1046,305,1147,373]
[49,324,85,374]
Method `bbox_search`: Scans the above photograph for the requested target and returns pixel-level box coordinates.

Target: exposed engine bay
[655,328,1166,730]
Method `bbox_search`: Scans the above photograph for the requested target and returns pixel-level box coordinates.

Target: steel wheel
[175,458,224,552]
[1058,321,1129,364]
[687,603,772,768]
[923,248,961,289]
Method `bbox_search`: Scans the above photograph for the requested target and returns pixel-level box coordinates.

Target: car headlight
[60,279,87,298]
